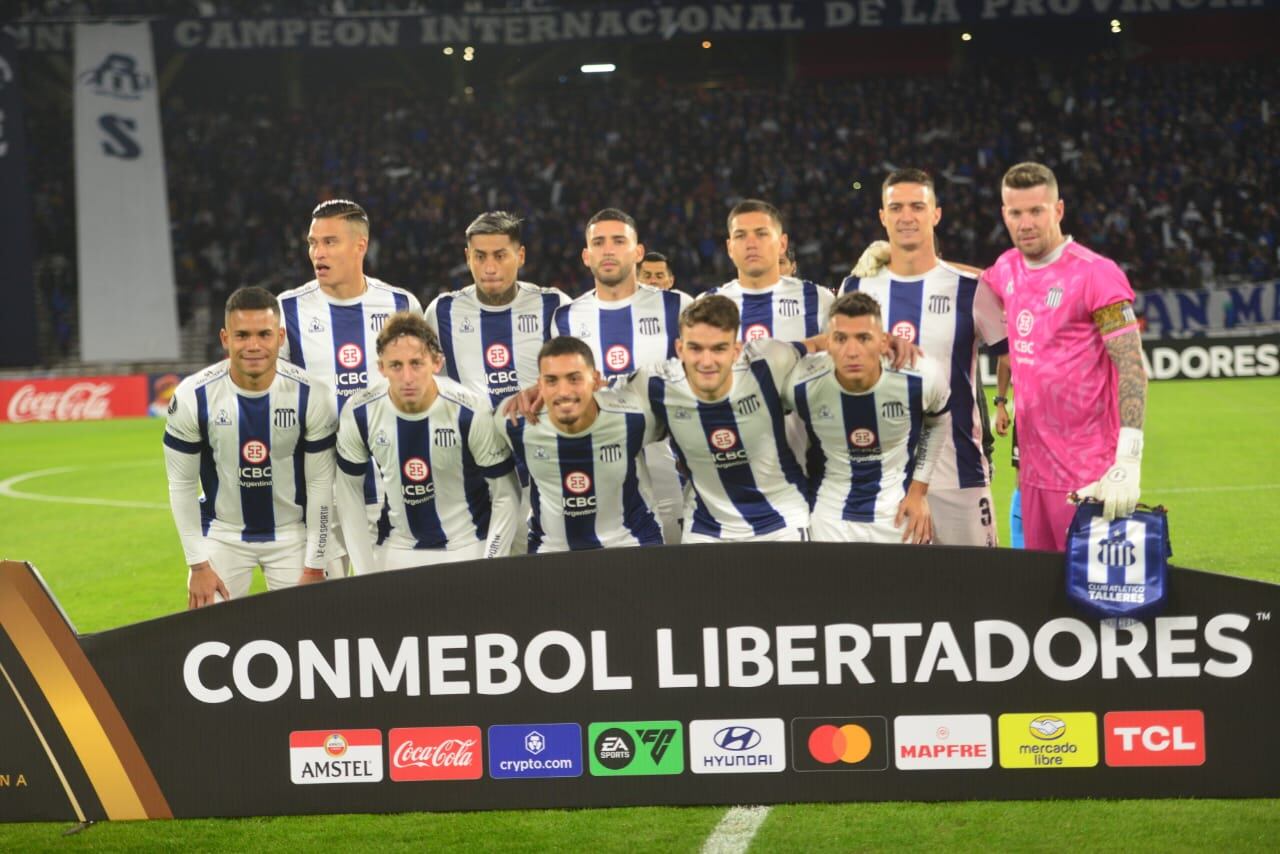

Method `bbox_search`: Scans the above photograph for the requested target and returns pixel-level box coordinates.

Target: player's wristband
[993,396,1008,406]
[1116,427,1144,463]
[302,568,327,578]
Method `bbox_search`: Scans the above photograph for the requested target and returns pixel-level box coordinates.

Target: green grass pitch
[0,377,1277,850]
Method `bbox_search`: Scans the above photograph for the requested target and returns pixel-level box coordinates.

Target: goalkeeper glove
[851,241,891,278]
[1075,427,1143,521]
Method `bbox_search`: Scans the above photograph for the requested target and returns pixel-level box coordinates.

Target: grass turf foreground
[0,377,1277,850]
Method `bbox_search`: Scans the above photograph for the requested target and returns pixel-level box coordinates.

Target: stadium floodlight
[581,63,616,74]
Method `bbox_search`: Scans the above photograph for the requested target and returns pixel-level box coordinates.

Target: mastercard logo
[807,723,873,765]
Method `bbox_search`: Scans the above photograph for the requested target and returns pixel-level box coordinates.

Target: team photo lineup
[169,161,1149,606]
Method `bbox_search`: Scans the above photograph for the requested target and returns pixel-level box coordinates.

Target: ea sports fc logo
[324,733,348,758]
[241,439,268,464]
[337,342,364,369]
[890,320,917,342]
[744,323,770,342]
[808,723,873,765]
[486,343,511,369]
[564,471,592,495]
[403,457,430,482]
[1016,310,1035,337]
[709,428,738,450]
[849,428,876,448]
[605,345,631,372]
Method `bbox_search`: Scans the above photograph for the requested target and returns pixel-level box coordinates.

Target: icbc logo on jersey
[486,343,511,369]
[890,320,917,342]
[744,324,771,342]
[1104,711,1205,767]
[241,439,269,464]
[604,345,631,372]
[389,726,483,781]
[337,342,364,369]
[403,457,430,482]
[1016,310,1035,337]
[849,428,876,448]
[710,428,737,450]
[564,471,592,495]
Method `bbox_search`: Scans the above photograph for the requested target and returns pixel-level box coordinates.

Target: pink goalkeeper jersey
[985,238,1137,491]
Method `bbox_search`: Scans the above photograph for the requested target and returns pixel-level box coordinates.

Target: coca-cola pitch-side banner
[0,375,149,423]
[0,545,1277,822]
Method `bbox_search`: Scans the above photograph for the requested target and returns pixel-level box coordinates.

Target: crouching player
[164,287,338,607]
[787,292,951,544]
[336,312,519,573]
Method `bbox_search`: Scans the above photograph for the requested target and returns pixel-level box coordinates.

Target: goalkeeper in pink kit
[983,162,1148,551]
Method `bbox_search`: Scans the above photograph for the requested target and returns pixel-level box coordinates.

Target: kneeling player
[164,287,338,607]
[503,337,665,553]
[787,292,951,544]
[336,313,519,573]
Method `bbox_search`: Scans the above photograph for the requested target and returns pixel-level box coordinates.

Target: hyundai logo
[713,726,761,751]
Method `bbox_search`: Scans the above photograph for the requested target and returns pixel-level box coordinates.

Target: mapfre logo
[1104,711,1205,767]
[389,726,483,781]
[894,714,993,770]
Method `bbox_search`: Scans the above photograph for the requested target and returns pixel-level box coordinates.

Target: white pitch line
[0,463,168,510]
[701,805,771,854]
[1147,483,1280,495]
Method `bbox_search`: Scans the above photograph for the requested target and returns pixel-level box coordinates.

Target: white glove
[850,241,891,278]
[1075,427,1143,521]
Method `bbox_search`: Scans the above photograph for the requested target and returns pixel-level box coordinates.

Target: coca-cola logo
[5,382,116,423]
[388,726,483,782]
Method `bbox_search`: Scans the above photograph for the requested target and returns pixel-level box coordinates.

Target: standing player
[425,211,569,408]
[553,209,692,543]
[840,169,1007,547]
[502,337,665,553]
[638,251,677,291]
[164,287,337,607]
[629,296,813,543]
[787,293,951,544]
[277,200,423,536]
[335,313,519,573]
[706,200,834,343]
[983,162,1147,551]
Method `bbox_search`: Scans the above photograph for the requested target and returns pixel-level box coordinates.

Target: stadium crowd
[18,47,1278,356]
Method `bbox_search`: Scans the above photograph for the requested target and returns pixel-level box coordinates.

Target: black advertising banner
[1,544,1278,822]
[0,33,38,368]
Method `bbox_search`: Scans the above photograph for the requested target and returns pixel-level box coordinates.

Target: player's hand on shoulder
[851,241,891,279]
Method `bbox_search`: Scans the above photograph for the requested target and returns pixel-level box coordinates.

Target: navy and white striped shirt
[163,360,338,567]
[552,285,691,377]
[704,276,834,343]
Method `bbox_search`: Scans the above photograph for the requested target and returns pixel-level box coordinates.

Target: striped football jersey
[551,284,692,377]
[704,276,834,342]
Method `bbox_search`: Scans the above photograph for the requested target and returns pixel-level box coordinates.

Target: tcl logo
[1104,711,1205,767]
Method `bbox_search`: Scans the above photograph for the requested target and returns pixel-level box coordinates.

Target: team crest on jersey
[778,298,801,318]
[638,316,662,336]
[744,323,771,341]
[486,343,512,369]
[1046,286,1063,309]
[458,317,476,334]
[403,457,430,482]
[517,314,540,334]
[373,429,390,447]
[928,295,952,314]
[890,320,917,342]
[337,342,364,368]
[308,316,326,334]
[213,408,233,427]
[604,345,632,372]
[369,312,389,332]
[849,427,877,448]
[598,444,623,463]
[564,471,593,494]
[273,408,297,429]
[880,401,907,420]
[735,394,761,416]
[434,428,458,447]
